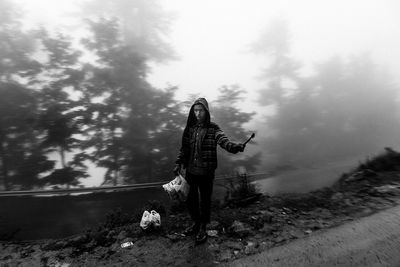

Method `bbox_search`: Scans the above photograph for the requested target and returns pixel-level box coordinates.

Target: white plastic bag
[140,210,162,230]
[175,175,190,201]
[162,176,180,200]
[162,174,190,201]
[149,210,161,227]
[139,210,152,230]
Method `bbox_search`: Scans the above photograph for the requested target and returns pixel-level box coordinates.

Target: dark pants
[185,172,214,224]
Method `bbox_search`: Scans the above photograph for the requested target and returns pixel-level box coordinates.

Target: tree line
[253,19,400,168]
[0,0,258,190]
[1,1,399,190]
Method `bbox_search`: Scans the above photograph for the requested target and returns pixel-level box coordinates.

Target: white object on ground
[140,210,152,230]
[121,241,134,248]
[207,230,218,237]
[140,210,162,229]
[150,210,161,227]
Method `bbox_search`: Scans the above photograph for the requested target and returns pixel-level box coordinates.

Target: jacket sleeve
[175,146,186,165]
[214,124,238,153]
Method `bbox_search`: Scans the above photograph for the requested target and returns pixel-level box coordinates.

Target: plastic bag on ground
[140,210,162,230]
[150,210,161,227]
[140,210,152,230]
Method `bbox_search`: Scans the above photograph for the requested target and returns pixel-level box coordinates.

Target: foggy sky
[15,0,400,106]
[10,0,400,187]
[149,0,400,108]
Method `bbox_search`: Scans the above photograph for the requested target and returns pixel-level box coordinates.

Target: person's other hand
[173,164,181,176]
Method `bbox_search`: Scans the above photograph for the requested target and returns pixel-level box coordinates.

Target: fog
[1,0,400,189]
[150,0,400,102]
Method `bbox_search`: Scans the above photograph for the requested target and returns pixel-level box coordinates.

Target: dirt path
[226,204,400,267]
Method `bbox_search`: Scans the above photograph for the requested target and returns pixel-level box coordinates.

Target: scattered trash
[305,229,312,234]
[162,174,190,201]
[140,210,161,230]
[207,230,218,237]
[121,241,134,248]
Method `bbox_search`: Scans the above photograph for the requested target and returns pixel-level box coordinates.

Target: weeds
[223,173,259,207]
[356,147,400,172]
[102,208,133,229]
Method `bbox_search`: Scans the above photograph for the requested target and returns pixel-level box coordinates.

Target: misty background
[1,0,400,191]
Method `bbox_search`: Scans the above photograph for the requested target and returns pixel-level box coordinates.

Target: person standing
[174,98,245,244]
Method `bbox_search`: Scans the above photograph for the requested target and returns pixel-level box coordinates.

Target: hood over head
[185,97,211,128]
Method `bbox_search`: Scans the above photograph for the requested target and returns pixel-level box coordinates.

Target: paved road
[227,205,400,267]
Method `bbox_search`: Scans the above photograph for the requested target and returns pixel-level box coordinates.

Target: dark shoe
[183,222,200,236]
[195,225,208,244]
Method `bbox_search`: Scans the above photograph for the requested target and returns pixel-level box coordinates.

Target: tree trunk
[0,140,9,190]
[60,147,67,168]
[60,147,70,190]
[111,116,119,186]
[113,151,119,186]
[113,168,118,186]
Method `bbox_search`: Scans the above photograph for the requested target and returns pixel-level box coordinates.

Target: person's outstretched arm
[215,124,245,154]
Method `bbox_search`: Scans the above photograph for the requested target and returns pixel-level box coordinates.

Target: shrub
[356,147,400,172]
[225,173,258,201]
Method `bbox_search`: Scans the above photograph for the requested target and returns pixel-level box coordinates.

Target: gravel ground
[227,204,400,267]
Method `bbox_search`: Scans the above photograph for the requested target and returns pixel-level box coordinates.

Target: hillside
[2,148,400,266]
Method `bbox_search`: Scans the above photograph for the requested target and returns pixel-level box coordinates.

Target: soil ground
[2,156,400,266]
[227,204,400,267]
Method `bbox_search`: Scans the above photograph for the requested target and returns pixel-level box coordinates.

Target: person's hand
[173,164,181,176]
[232,143,245,154]
[238,144,245,152]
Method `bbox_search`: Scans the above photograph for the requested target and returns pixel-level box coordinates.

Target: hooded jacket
[176,98,239,174]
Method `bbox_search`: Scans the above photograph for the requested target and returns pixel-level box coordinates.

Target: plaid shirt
[176,122,237,174]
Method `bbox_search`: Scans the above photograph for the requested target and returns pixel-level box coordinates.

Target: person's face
[193,104,206,122]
